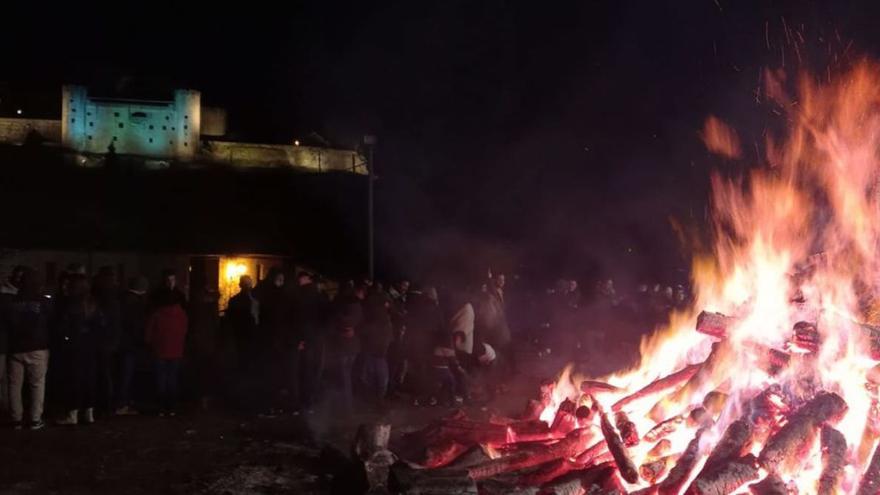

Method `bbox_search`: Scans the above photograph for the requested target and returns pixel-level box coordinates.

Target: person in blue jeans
[358,292,393,405]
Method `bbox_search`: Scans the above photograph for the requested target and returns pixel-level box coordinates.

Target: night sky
[2,1,879,283]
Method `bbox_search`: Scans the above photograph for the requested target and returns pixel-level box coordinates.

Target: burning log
[702,391,729,416]
[658,428,705,495]
[861,322,880,361]
[611,363,702,412]
[749,473,789,495]
[857,440,880,495]
[640,455,675,484]
[647,439,673,459]
[425,440,471,469]
[688,407,714,428]
[758,391,848,473]
[817,426,846,495]
[598,410,639,483]
[650,342,731,421]
[614,411,640,447]
[685,454,760,495]
[576,405,594,423]
[581,380,624,395]
[519,458,584,486]
[696,311,736,338]
[391,465,478,495]
[702,419,754,472]
[466,428,597,480]
[538,463,618,495]
[788,321,820,354]
[644,415,686,443]
[551,399,579,437]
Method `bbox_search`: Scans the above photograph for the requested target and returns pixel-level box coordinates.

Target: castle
[0,85,366,174]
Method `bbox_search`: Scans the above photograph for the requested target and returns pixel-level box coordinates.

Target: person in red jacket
[146,270,188,416]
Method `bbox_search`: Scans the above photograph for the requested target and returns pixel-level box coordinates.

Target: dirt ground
[0,344,638,494]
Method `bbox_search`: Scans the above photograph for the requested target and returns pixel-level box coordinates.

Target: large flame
[543,61,880,493]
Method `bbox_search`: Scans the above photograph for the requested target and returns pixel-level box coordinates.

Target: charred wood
[466,428,597,480]
[858,440,880,495]
[647,439,673,459]
[644,415,686,443]
[817,426,846,495]
[685,454,760,495]
[614,411,640,447]
[748,473,789,495]
[640,455,675,484]
[696,311,736,338]
[758,391,848,473]
[658,428,705,495]
[599,411,639,483]
[611,363,702,412]
[702,419,754,473]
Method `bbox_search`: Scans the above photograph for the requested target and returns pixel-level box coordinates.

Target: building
[0,85,366,174]
[62,85,200,160]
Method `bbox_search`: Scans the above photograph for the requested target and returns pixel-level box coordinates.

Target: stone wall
[201,140,366,174]
[0,118,61,144]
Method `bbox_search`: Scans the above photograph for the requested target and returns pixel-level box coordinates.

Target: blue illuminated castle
[62,85,201,160]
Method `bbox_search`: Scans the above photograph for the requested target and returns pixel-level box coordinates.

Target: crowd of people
[0,260,690,431]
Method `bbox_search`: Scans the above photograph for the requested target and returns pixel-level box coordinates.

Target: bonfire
[380,62,880,494]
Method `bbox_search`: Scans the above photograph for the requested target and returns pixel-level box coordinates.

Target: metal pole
[367,144,375,280]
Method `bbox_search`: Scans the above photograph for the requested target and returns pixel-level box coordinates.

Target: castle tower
[61,85,88,150]
[173,89,200,160]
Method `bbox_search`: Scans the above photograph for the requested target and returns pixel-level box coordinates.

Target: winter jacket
[146,304,188,359]
[8,297,52,354]
[290,283,326,343]
[120,291,148,352]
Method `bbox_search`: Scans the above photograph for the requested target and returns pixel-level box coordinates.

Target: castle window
[87,136,92,140]
[71,108,76,113]
[70,118,75,123]
[184,142,188,147]
[169,141,173,145]
[149,138,153,143]
[171,127,176,131]
[114,112,119,117]
[149,125,154,130]
[118,122,124,128]
[165,115,170,121]
[183,125,188,130]
[162,125,167,130]
[113,136,117,141]
[184,115,188,119]
[89,122,93,127]
[87,112,91,116]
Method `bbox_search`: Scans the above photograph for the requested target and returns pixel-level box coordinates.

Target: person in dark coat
[288,271,327,412]
[256,267,286,402]
[226,275,259,373]
[93,266,122,415]
[188,283,219,410]
[326,283,365,413]
[54,274,101,426]
[358,292,393,405]
[116,276,148,415]
[7,267,51,429]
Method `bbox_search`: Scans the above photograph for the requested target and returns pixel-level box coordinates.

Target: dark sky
[2,1,879,282]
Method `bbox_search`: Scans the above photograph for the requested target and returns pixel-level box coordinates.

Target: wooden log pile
[384,308,880,494]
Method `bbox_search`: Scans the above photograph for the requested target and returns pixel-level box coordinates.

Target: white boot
[56,409,78,426]
[82,408,95,424]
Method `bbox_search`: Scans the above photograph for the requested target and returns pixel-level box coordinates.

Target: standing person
[226,275,259,375]
[54,274,100,426]
[289,271,326,413]
[116,276,149,415]
[256,268,286,405]
[405,287,443,405]
[325,284,364,414]
[386,279,409,398]
[93,266,121,415]
[448,290,475,355]
[476,273,511,357]
[7,267,51,430]
[147,270,188,416]
[358,292,393,406]
[0,267,20,414]
[188,284,219,411]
